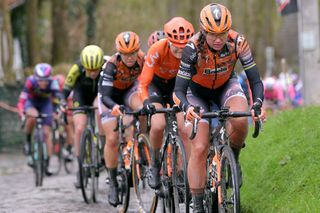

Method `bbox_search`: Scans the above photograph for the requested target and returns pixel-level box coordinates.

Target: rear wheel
[79,129,94,203]
[132,134,157,212]
[172,138,190,213]
[218,146,240,213]
[50,133,62,175]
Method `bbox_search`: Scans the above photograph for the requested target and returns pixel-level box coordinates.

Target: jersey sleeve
[174,42,197,111]
[138,46,161,103]
[17,77,33,112]
[99,62,117,109]
[236,35,256,70]
[62,63,81,99]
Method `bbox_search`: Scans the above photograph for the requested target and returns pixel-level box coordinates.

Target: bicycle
[25,113,51,187]
[70,106,103,204]
[50,112,76,175]
[190,106,261,212]
[150,105,190,213]
[124,109,156,212]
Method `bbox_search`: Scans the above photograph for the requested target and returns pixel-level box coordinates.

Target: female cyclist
[173,4,265,212]
[98,31,145,207]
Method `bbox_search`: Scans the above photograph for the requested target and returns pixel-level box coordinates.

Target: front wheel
[79,129,95,204]
[171,137,190,213]
[116,168,130,213]
[132,134,157,212]
[217,146,240,213]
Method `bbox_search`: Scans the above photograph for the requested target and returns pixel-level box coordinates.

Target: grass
[240,106,320,213]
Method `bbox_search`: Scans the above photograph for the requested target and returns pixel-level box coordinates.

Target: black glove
[251,100,262,117]
[142,103,156,115]
[59,98,67,111]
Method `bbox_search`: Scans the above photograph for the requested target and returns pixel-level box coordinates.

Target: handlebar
[190,106,262,140]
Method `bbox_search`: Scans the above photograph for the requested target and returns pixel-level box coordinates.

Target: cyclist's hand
[111,104,123,116]
[186,106,201,122]
[142,103,156,115]
[18,110,24,119]
[59,98,67,112]
[251,101,266,122]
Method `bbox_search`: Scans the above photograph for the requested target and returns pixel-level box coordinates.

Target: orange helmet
[115,31,140,54]
[164,17,194,48]
[200,3,232,33]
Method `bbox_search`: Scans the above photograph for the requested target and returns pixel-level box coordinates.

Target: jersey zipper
[212,53,218,90]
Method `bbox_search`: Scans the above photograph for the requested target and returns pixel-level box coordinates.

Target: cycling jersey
[139,39,182,104]
[62,60,103,112]
[174,30,264,111]
[99,50,145,109]
[17,75,60,125]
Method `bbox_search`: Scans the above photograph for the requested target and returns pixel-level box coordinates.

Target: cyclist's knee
[191,142,208,160]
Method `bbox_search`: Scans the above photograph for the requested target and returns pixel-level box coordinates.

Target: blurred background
[0,0,319,148]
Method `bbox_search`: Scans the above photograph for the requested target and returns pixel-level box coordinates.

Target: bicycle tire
[63,136,77,174]
[50,132,62,175]
[132,134,157,212]
[33,129,45,187]
[171,137,190,213]
[117,168,130,213]
[92,134,100,203]
[79,129,94,204]
[218,145,240,213]
[158,141,174,213]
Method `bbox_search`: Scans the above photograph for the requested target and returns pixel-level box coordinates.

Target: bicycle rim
[218,146,240,213]
[79,129,94,203]
[132,134,157,212]
[172,138,190,213]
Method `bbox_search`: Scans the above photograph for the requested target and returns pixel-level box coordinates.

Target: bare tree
[26,0,40,66]
[51,0,69,65]
[0,0,14,81]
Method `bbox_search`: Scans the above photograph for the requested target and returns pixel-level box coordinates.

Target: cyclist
[60,44,106,187]
[147,30,166,48]
[17,63,60,176]
[98,31,145,207]
[53,74,74,161]
[138,17,194,189]
[172,4,265,211]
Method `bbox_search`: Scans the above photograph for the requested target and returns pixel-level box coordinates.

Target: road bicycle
[71,106,103,204]
[191,106,261,212]
[150,105,190,213]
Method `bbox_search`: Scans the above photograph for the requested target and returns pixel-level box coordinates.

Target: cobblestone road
[0,150,159,213]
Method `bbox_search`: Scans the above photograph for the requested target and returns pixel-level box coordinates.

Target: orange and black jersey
[139,39,182,103]
[99,50,145,108]
[174,30,264,111]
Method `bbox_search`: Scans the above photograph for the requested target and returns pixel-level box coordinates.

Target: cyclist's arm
[237,35,264,104]
[62,63,81,100]
[17,77,32,114]
[50,79,63,111]
[138,46,160,104]
[173,42,197,111]
[99,62,117,109]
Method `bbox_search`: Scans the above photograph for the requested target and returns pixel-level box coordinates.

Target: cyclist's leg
[24,102,37,166]
[219,77,249,187]
[185,93,210,211]
[100,107,119,206]
[219,77,249,159]
[147,84,166,189]
[65,95,74,156]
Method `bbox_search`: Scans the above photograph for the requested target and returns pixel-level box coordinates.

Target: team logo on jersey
[203,67,227,75]
[146,51,159,68]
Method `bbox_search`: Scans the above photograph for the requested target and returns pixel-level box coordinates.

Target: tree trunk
[26,0,40,66]
[86,0,98,44]
[51,0,69,65]
[0,0,14,83]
